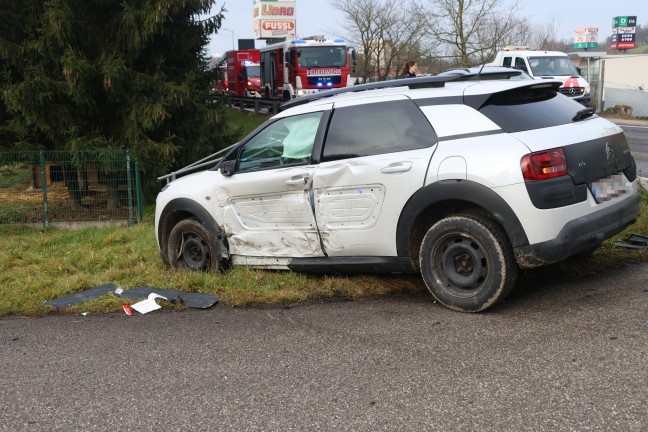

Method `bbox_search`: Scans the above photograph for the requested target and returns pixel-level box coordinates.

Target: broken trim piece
[45,285,220,310]
[45,283,118,308]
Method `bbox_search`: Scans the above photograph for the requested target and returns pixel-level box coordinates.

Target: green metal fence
[0,150,142,227]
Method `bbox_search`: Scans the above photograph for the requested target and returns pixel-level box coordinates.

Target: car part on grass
[45,283,118,308]
[117,287,220,309]
[613,234,648,249]
[46,284,219,310]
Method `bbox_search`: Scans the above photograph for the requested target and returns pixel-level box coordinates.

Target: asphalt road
[623,125,648,179]
[2,262,648,431]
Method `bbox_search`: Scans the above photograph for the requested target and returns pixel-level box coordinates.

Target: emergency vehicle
[225,50,262,98]
[259,36,356,101]
[213,58,228,96]
[489,46,591,107]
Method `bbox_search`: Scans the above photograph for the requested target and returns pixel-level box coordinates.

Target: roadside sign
[611,16,637,50]
[573,27,598,49]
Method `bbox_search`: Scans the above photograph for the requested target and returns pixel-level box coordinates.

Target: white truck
[489,47,591,107]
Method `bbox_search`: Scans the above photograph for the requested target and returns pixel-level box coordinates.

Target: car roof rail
[280,76,448,110]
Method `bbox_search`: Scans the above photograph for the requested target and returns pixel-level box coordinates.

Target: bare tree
[519,16,569,51]
[419,0,525,67]
[332,0,427,81]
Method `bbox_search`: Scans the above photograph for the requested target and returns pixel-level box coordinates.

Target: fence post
[126,149,134,227]
[39,150,49,228]
[135,161,143,223]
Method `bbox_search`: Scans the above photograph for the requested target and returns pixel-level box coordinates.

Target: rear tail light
[521,148,567,181]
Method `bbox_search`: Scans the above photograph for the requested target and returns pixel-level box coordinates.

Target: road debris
[45,284,220,311]
[45,283,118,308]
[130,293,168,315]
[613,234,648,249]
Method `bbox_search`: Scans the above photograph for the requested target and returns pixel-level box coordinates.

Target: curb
[639,177,648,191]
[605,117,648,127]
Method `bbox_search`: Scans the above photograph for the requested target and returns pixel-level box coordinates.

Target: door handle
[286,176,309,185]
[380,161,413,174]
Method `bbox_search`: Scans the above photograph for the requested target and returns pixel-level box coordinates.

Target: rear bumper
[513,193,641,268]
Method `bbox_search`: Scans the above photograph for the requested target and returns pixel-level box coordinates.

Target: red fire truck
[213,57,228,96]
[259,36,356,101]
[225,50,262,98]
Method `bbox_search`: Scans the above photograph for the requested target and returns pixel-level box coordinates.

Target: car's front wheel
[167,218,223,272]
[419,215,517,312]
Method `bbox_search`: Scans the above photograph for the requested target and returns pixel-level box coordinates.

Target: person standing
[400,60,418,78]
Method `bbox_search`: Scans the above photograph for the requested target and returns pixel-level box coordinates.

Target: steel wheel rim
[435,234,488,295]
[181,232,210,270]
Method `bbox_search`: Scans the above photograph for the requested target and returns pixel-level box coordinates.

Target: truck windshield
[296,46,347,68]
[528,56,578,77]
[245,65,260,79]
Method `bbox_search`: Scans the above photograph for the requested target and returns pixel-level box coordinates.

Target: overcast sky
[207,1,647,57]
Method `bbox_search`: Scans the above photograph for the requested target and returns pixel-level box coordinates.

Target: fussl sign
[253,1,297,39]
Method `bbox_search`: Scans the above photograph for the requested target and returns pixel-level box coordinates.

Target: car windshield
[528,56,578,77]
[296,46,347,68]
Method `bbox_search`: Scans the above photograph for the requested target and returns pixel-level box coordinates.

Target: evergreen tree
[0,0,231,197]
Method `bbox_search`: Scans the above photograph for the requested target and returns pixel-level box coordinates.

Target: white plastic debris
[130,293,168,314]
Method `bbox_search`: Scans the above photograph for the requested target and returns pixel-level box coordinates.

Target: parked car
[155,74,640,312]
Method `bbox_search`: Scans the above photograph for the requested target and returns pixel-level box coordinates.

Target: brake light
[521,148,567,181]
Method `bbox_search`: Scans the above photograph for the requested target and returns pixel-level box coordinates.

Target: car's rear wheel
[167,218,223,272]
[419,215,517,312]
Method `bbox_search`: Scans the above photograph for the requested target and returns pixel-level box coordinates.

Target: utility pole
[223,28,235,50]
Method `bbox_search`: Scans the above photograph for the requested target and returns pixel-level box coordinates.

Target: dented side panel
[315,185,384,229]
[216,166,324,257]
[312,149,435,256]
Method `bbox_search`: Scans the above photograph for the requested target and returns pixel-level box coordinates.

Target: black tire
[167,218,223,272]
[419,215,517,312]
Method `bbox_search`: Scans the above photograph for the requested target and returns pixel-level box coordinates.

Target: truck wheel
[419,215,517,312]
[167,218,224,272]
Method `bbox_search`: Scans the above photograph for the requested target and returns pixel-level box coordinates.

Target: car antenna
[473,62,487,81]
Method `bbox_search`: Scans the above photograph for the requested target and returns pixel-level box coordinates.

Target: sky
[207,1,647,57]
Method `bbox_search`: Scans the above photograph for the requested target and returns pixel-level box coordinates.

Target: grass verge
[1,188,647,318]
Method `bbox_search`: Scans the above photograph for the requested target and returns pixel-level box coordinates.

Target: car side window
[514,57,529,74]
[236,111,323,172]
[502,57,512,67]
[321,99,437,162]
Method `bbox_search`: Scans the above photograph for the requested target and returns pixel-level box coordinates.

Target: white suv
[155,73,640,312]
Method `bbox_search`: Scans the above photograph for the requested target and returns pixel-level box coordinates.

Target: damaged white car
[155,71,640,312]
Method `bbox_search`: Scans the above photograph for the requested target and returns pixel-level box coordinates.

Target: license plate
[588,173,630,203]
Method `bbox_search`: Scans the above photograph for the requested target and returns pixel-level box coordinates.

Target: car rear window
[477,87,585,133]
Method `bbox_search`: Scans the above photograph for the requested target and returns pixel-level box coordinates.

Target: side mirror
[576,67,582,76]
[220,159,236,177]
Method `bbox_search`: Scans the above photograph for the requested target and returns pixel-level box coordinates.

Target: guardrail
[225,96,281,114]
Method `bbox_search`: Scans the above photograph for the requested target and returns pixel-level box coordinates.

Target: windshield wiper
[572,108,595,122]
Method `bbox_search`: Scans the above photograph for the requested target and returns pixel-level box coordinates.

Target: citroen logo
[605,142,614,160]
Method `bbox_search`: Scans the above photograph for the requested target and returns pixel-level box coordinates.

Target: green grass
[0,164,30,188]
[0,206,427,316]
[227,109,271,141]
[1,190,647,317]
